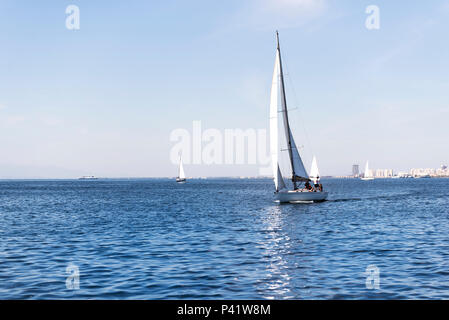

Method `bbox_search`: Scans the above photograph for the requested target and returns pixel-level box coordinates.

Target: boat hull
[361,177,374,181]
[276,190,328,203]
[176,178,186,183]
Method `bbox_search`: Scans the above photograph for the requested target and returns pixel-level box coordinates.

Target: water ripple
[1,178,449,299]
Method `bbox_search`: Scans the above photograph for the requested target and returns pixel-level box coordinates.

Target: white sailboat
[361,161,374,181]
[176,156,186,183]
[270,32,328,203]
[78,175,98,180]
[309,156,320,185]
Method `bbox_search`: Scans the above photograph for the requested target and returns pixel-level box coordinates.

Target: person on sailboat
[305,180,313,191]
[313,176,320,191]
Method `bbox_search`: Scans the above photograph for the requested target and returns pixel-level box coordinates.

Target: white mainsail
[309,155,320,184]
[178,156,185,180]
[270,49,286,192]
[276,165,286,191]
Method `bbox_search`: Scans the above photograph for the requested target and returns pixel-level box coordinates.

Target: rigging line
[278,107,299,113]
[281,145,302,151]
[281,50,316,160]
[284,60,314,158]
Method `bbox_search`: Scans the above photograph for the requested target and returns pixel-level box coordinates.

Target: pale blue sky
[0,0,448,178]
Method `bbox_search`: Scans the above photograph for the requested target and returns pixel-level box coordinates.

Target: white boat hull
[276,190,328,203]
[176,178,186,183]
[361,177,374,181]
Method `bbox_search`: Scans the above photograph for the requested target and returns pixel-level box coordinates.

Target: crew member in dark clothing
[314,177,320,192]
[305,181,313,191]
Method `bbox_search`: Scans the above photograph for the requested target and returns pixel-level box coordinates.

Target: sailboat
[309,156,320,185]
[176,156,186,183]
[270,32,328,203]
[361,161,374,180]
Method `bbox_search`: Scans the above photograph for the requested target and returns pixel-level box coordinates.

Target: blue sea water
[0,178,449,299]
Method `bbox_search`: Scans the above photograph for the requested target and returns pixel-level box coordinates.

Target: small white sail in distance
[309,156,320,184]
[178,156,186,180]
[364,161,372,178]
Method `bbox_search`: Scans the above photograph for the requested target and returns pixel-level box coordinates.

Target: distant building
[411,168,435,177]
[397,171,411,178]
[410,167,449,177]
[352,164,359,177]
[372,168,393,178]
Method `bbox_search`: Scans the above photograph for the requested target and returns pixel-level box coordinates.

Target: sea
[1,178,448,299]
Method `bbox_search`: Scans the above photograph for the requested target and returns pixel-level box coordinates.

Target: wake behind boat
[269,32,327,203]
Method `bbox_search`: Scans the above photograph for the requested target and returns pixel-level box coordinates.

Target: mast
[276,31,298,190]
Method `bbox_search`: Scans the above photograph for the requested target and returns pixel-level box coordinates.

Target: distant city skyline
[1,1,448,178]
[344,163,449,178]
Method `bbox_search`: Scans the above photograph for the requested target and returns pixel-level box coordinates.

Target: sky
[0,0,448,178]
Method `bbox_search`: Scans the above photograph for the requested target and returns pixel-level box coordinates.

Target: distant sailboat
[309,156,320,185]
[270,32,327,203]
[176,156,186,183]
[361,161,374,180]
[79,175,98,180]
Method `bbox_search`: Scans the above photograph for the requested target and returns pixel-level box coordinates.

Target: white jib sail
[270,50,286,192]
[309,156,320,184]
[178,156,185,179]
[364,161,371,178]
[287,129,309,179]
